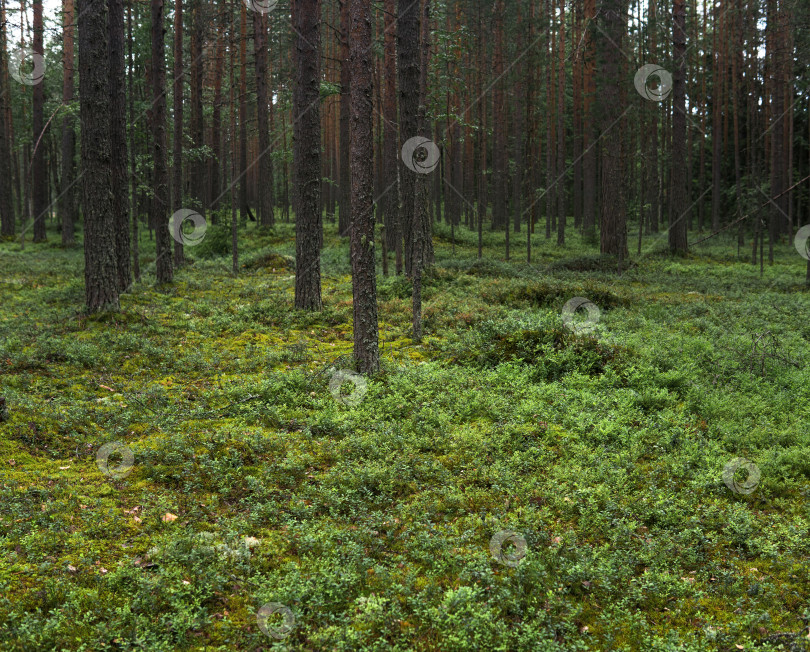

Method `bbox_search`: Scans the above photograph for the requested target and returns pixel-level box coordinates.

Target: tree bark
[150,0,172,283]
[32,0,47,242]
[338,0,351,236]
[172,0,184,266]
[349,0,380,373]
[109,0,131,289]
[597,0,627,257]
[254,10,273,227]
[58,0,76,244]
[293,0,322,310]
[78,0,119,310]
[0,2,15,237]
[669,0,688,253]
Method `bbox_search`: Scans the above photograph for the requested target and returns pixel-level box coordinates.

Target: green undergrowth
[0,219,809,651]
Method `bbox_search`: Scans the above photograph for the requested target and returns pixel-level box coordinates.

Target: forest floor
[1,218,809,651]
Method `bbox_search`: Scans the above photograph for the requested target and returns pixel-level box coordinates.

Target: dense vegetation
[2,225,809,650]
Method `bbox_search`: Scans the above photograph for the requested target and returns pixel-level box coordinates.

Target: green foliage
[1,222,809,650]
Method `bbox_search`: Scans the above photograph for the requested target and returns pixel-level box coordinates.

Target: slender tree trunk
[397,0,420,275]
[349,0,380,372]
[109,0,130,289]
[172,0,184,266]
[58,0,76,244]
[150,0,172,283]
[582,0,596,238]
[669,0,688,253]
[293,0,322,310]
[338,0,351,236]
[597,0,627,257]
[383,0,401,274]
[239,0,248,222]
[254,11,273,227]
[0,0,15,238]
[128,0,139,280]
[32,0,46,242]
[78,0,119,310]
[492,0,506,244]
[556,0,566,246]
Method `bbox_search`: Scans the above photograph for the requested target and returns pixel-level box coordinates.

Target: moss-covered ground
[1,219,809,651]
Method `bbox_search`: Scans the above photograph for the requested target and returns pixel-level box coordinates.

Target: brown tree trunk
[78,0,119,310]
[172,0,184,266]
[383,0,401,273]
[150,0,172,283]
[582,0,596,238]
[669,0,688,253]
[598,0,627,257]
[189,0,205,218]
[109,0,130,289]
[254,11,273,227]
[349,0,380,373]
[58,0,76,244]
[128,0,139,280]
[32,0,46,242]
[338,0,351,236]
[492,0,506,242]
[239,0,248,222]
[293,0,322,310]
[556,0,566,246]
[0,0,15,237]
[398,0,420,275]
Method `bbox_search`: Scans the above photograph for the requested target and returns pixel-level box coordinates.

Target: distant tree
[338,0,350,237]
[597,0,627,258]
[109,0,131,289]
[669,0,688,253]
[0,1,14,238]
[32,0,46,243]
[59,0,76,245]
[383,0,401,272]
[172,0,184,266]
[150,0,172,283]
[254,10,273,227]
[78,0,119,310]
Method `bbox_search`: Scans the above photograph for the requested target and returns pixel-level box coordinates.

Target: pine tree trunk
[172,0,184,266]
[150,0,172,283]
[597,0,627,257]
[239,1,248,222]
[556,0,566,246]
[78,0,119,310]
[669,0,688,253]
[492,0,506,241]
[383,0,401,273]
[349,0,380,372]
[397,0,420,275]
[293,0,322,310]
[338,0,351,236]
[128,0,139,280]
[32,0,47,242]
[0,3,15,238]
[254,11,273,227]
[58,0,76,244]
[109,0,131,289]
[582,0,596,239]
